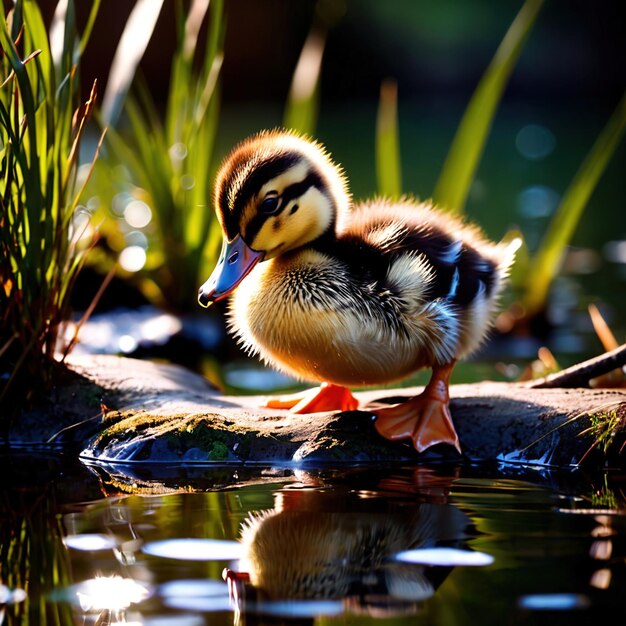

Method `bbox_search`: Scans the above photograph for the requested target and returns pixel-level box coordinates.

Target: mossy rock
[6,354,626,470]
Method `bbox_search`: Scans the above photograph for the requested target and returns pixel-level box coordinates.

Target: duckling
[198,130,518,453]
[228,486,469,611]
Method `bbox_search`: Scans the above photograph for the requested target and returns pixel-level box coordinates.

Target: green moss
[208,441,229,461]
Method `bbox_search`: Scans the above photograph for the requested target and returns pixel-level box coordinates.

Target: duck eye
[260,195,280,214]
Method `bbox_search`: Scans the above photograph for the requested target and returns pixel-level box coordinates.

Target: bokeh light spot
[517,185,560,218]
[395,547,494,566]
[143,538,243,561]
[518,593,590,610]
[119,245,147,272]
[124,200,152,228]
[516,124,556,160]
[64,534,117,551]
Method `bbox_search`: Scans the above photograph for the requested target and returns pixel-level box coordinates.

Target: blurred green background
[31,0,626,377]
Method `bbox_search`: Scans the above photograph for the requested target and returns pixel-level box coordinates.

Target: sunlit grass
[100,0,165,127]
[91,0,225,312]
[283,1,343,136]
[0,0,101,421]
[283,22,326,136]
[589,474,620,510]
[376,79,402,199]
[578,403,625,464]
[522,399,626,466]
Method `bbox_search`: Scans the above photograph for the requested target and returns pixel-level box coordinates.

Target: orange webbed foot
[372,362,461,454]
[265,382,360,414]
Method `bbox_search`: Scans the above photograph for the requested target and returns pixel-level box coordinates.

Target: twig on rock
[529,343,626,389]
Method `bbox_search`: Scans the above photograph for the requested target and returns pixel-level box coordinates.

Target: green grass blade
[522,92,626,317]
[1,0,98,419]
[283,27,326,135]
[376,79,402,199]
[87,0,226,312]
[192,0,224,134]
[23,0,53,87]
[100,0,164,126]
[78,0,101,56]
[49,0,70,80]
[165,0,202,145]
[432,0,544,214]
[97,118,149,189]
[0,12,43,219]
[124,97,173,210]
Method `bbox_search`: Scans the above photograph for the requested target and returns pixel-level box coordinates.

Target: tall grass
[0,0,101,421]
[522,92,626,318]
[0,482,73,625]
[376,79,402,199]
[94,0,225,312]
[374,0,543,210]
[283,19,326,135]
[283,1,344,136]
[432,0,544,214]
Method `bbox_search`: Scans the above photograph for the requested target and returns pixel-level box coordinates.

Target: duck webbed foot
[372,361,461,453]
[265,382,360,413]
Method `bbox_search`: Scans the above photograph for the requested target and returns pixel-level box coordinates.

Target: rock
[9,353,620,470]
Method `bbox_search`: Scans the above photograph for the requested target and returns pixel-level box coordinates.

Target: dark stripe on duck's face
[221,154,300,238]
[243,170,324,244]
[217,152,301,241]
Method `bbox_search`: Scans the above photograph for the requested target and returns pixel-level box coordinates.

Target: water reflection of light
[256,600,343,618]
[589,540,612,560]
[386,568,434,601]
[124,200,152,228]
[64,533,117,551]
[518,593,590,610]
[143,615,205,625]
[142,538,243,561]
[559,508,623,515]
[590,568,612,589]
[516,124,556,160]
[395,547,494,566]
[158,579,231,612]
[73,576,151,611]
[114,538,145,567]
[119,245,147,272]
[591,515,615,537]
[159,580,228,597]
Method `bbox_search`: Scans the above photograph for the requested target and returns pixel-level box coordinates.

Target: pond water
[2,451,626,626]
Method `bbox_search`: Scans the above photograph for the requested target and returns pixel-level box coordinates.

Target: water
[2,452,626,626]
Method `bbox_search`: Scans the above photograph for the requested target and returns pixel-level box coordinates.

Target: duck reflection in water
[225,470,470,620]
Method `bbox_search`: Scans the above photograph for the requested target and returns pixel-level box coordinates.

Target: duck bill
[198,235,264,307]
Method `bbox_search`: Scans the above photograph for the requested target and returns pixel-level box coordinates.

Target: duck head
[198,130,350,306]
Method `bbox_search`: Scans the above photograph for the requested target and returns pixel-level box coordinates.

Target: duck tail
[496,233,522,278]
